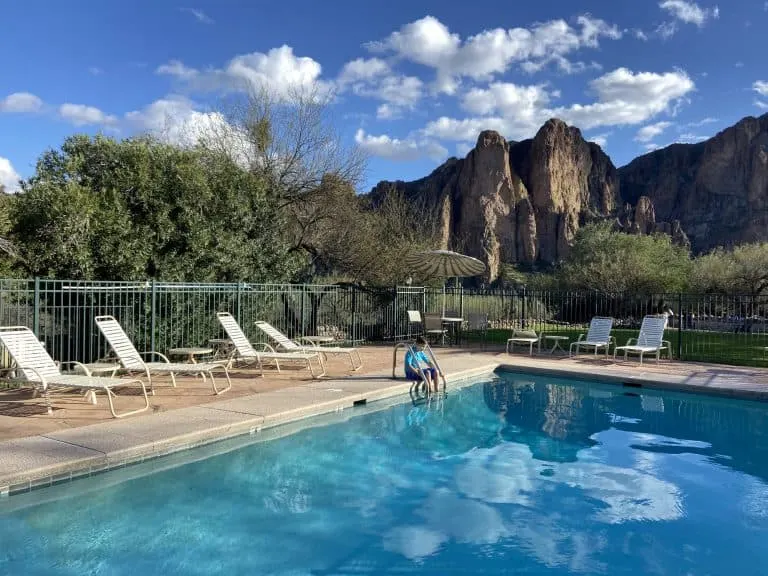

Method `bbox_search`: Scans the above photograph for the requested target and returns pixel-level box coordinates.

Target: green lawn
[463,327,768,368]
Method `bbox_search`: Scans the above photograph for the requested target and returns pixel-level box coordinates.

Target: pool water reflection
[1,372,767,575]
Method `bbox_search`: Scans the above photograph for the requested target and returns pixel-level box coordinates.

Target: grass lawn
[463,327,768,368]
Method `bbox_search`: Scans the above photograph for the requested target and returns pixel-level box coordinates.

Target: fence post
[677,292,683,361]
[521,287,527,329]
[150,279,157,354]
[459,285,464,319]
[351,286,358,345]
[300,285,306,338]
[236,282,243,325]
[32,277,40,338]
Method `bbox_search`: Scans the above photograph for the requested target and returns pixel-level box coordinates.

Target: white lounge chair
[569,317,614,358]
[0,326,150,418]
[614,315,670,364]
[216,312,326,378]
[94,315,232,395]
[506,329,540,355]
[254,321,363,371]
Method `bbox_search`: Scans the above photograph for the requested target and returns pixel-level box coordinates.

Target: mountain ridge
[367,112,768,282]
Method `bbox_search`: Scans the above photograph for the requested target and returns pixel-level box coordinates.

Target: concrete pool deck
[2,346,768,496]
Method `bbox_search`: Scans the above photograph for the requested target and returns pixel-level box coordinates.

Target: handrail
[392,340,447,392]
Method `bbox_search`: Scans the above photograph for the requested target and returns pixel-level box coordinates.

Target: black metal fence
[0,279,766,368]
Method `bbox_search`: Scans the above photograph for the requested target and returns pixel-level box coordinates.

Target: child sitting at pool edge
[405,336,440,393]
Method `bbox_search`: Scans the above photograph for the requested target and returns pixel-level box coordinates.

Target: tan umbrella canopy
[406,250,487,317]
[405,250,486,279]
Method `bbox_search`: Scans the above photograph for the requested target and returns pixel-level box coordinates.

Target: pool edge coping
[3,357,768,498]
[0,363,501,497]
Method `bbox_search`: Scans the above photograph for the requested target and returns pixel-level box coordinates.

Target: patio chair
[614,315,671,364]
[254,321,363,371]
[423,313,449,346]
[94,315,232,395]
[466,312,490,349]
[407,310,447,344]
[506,329,540,356]
[0,326,150,418]
[216,312,326,378]
[569,317,615,358]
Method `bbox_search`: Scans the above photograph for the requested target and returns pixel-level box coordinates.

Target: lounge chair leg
[107,380,151,418]
[210,368,233,395]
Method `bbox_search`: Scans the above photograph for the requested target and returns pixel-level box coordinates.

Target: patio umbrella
[405,250,486,316]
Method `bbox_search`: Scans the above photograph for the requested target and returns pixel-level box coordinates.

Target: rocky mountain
[618,113,768,254]
[368,113,768,282]
[368,120,668,281]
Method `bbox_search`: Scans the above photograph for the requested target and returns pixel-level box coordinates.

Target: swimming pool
[2,371,768,575]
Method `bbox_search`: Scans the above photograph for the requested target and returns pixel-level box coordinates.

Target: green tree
[557,222,691,293]
[691,243,768,295]
[12,135,300,281]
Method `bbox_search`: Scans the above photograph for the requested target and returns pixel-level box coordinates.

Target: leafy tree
[557,222,691,294]
[691,243,768,295]
[12,135,301,281]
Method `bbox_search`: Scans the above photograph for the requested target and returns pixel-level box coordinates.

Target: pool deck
[2,346,768,496]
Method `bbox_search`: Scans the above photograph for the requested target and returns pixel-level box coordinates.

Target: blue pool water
[2,372,768,575]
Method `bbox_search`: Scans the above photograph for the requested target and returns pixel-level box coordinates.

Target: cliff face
[619,114,768,252]
[370,120,627,282]
[368,113,768,282]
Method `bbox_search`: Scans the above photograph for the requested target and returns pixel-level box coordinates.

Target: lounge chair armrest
[576,333,585,342]
[140,351,171,363]
[12,365,48,389]
[254,342,277,353]
[625,337,637,346]
[662,340,672,348]
[60,360,95,376]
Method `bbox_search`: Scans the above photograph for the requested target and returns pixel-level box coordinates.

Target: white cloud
[0,92,43,113]
[455,142,473,157]
[735,61,745,68]
[554,68,695,129]
[367,14,622,93]
[354,128,447,161]
[675,132,708,143]
[655,21,678,39]
[686,116,717,127]
[155,46,327,99]
[0,157,20,192]
[376,104,398,120]
[753,81,768,109]
[180,7,213,24]
[635,121,673,142]
[659,1,719,27]
[633,29,649,40]
[355,75,423,108]
[589,133,610,147]
[337,57,390,85]
[753,80,768,97]
[421,67,694,145]
[156,59,199,80]
[88,66,103,76]
[59,103,118,126]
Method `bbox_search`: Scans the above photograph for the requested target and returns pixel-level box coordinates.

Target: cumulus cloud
[337,57,391,85]
[156,59,199,80]
[367,14,622,93]
[635,121,673,142]
[155,45,328,99]
[0,92,43,113]
[589,133,610,147]
[753,81,768,109]
[419,67,694,147]
[659,1,719,27]
[59,103,118,126]
[554,68,694,129]
[354,128,447,162]
[0,157,20,192]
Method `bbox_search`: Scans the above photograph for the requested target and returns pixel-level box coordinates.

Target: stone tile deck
[1,345,768,495]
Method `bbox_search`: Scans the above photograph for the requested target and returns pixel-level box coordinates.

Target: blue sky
[1,0,767,192]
